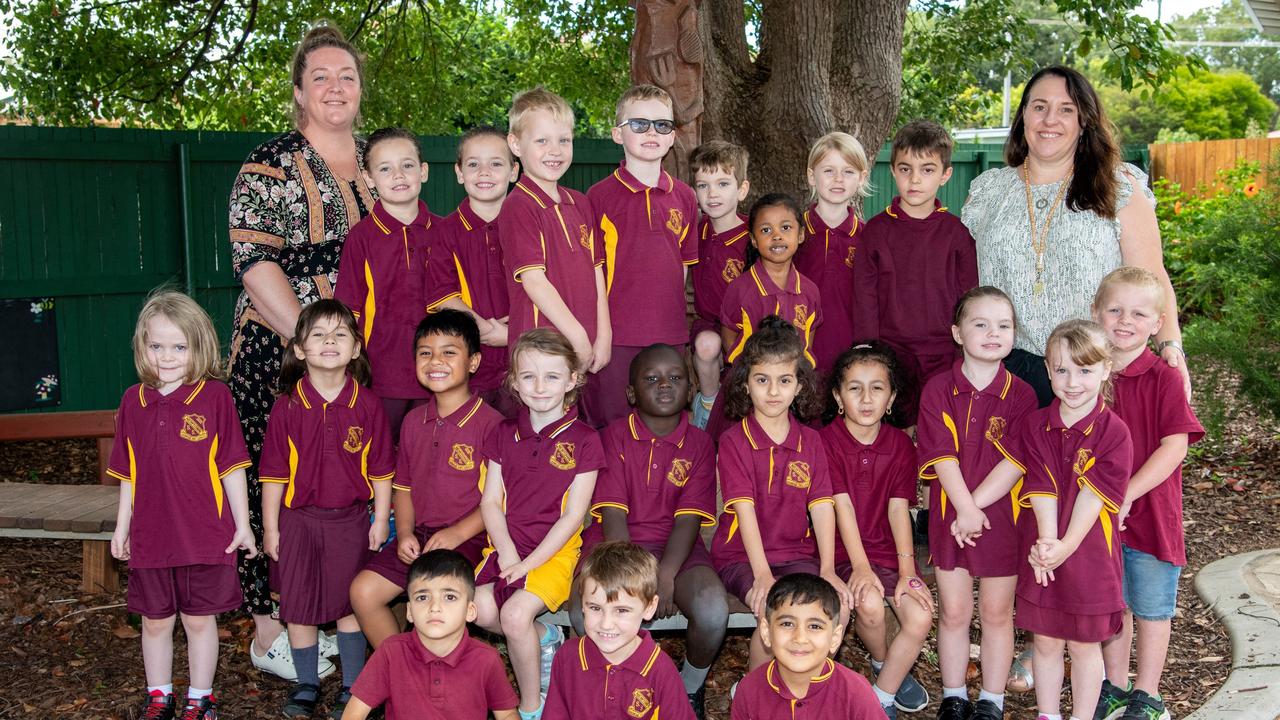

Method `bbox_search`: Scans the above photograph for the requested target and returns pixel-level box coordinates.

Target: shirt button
[434,679,440,684]
[652,464,658,469]
[159,420,165,426]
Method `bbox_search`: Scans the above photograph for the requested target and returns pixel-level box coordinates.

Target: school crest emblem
[844,244,857,268]
[1073,448,1095,478]
[985,416,1006,443]
[179,414,208,442]
[626,688,654,718]
[448,443,475,471]
[550,441,577,471]
[784,460,812,489]
[578,224,592,250]
[343,426,364,453]
[666,208,685,236]
[793,304,810,328]
[722,258,744,283]
[666,458,692,487]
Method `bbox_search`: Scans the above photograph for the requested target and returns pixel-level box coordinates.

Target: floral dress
[227,130,375,613]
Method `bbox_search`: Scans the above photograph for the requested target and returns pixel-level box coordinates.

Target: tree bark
[698,0,908,201]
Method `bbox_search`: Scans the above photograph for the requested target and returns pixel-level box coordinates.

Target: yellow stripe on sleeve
[601,213,620,294]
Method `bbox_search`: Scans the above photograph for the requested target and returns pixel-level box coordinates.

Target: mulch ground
[1,366,1275,719]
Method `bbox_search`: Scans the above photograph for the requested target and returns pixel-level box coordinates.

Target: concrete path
[1189,548,1280,719]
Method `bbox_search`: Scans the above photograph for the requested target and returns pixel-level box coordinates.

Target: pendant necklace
[1023,159,1073,296]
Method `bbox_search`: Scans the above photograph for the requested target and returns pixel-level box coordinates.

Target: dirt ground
[0,368,1275,719]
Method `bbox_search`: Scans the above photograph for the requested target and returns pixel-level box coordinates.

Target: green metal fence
[0,125,1147,413]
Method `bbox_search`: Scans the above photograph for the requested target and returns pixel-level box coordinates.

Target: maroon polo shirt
[1111,349,1203,565]
[393,395,503,531]
[588,165,699,346]
[711,415,834,569]
[350,630,519,720]
[720,265,823,367]
[483,406,605,556]
[1008,399,1133,617]
[259,376,396,509]
[691,215,749,328]
[543,630,695,720]
[425,198,512,394]
[917,362,1038,575]
[853,199,978,362]
[584,412,716,548]
[795,205,862,372]
[730,658,883,720]
[334,200,434,399]
[497,175,601,347]
[819,421,917,569]
[107,380,252,569]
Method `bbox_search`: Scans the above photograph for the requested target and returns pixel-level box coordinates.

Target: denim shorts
[1121,545,1182,621]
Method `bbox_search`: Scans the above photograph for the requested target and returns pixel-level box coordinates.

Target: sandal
[1007,648,1034,692]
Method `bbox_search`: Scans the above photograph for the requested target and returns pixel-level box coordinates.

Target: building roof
[1243,0,1280,35]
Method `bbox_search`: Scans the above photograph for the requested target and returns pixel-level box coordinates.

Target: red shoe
[178,695,218,720]
[141,691,176,720]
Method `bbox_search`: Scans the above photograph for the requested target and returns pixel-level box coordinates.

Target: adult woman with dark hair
[227,23,375,681]
[962,65,1189,407]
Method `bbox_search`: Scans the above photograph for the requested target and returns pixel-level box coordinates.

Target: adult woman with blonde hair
[226,23,375,680]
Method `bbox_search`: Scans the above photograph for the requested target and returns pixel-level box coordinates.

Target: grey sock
[290,644,320,695]
[337,631,368,689]
[681,660,710,694]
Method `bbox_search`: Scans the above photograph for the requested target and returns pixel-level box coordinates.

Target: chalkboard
[0,298,61,411]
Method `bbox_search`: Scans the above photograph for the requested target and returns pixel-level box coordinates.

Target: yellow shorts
[474,536,580,612]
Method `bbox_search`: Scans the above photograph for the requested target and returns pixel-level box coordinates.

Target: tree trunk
[699,0,908,202]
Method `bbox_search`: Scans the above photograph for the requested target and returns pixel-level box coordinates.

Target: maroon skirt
[271,503,371,625]
[1015,595,1123,643]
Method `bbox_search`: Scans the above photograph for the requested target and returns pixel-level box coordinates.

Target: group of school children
[109,82,1201,720]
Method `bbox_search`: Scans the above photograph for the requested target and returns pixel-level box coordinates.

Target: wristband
[1157,340,1184,356]
[896,552,913,558]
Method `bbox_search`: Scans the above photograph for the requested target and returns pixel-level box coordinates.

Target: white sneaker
[249,629,336,681]
[538,623,564,695]
[318,630,339,658]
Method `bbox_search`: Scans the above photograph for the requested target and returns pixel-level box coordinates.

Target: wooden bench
[0,410,118,484]
[0,482,121,593]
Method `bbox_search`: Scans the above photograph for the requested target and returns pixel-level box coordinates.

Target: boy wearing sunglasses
[584,84,699,428]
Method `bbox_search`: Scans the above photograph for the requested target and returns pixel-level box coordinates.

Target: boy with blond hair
[584,84,698,427]
[498,88,611,376]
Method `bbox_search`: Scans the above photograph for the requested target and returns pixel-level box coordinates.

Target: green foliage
[1097,67,1275,144]
[0,0,631,135]
[1154,127,1200,144]
[1174,0,1280,113]
[1157,160,1280,417]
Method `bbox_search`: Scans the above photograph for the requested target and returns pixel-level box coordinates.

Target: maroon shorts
[362,526,487,589]
[1015,596,1124,643]
[578,537,714,578]
[128,563,241,619]
[718,559,821,604]
[836,561,909,592]
[271,503,371,625]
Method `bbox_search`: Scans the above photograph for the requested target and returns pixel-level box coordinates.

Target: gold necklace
[1023,159,1073,296]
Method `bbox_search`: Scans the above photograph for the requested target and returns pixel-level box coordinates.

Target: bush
[1157,160,1280,419]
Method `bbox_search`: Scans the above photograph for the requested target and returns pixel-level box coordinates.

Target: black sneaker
[1118,689,1171,720]
[141,691,177,720]
[936,696,972,720]
[328,688,352,720]
[283,683,320,718]
[686,685,706,720]
[970,699,1003,720]
[178,696,218,720]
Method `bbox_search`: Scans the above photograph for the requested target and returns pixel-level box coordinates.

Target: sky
[1137,0,1229,21]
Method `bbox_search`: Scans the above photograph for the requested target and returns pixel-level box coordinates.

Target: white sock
[943,686,967,700]
[1039,714,1062,720]
[873,684,895,705]
[681,660,710,694]
[870,658,885,673]
[978,690,1004,709]
[147,684,173,696]
[187,687,212,700]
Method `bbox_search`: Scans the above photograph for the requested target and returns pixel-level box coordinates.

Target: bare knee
[349,572,389,612]
[688,585,729,629]
[693,331,722,361]
[142,615,175,637]
[978,596,1014,629]
[856,596,885,627]
[180,614,214,634]
[896,603,932,642]
[939,600,973,632]
[500,603,537,637]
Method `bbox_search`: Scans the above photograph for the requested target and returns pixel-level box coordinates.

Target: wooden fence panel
[1149,137,1280,196]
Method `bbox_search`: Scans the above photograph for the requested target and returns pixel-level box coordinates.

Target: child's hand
[481,316,510,348]
[821,571,854,610]
[263,529,281,561]
[1034,537,1072,572]
[952,507,990,547]
[847,567,885,607]
[423,526,468,553]
[368,519,390,551]
[655,568,678,619]
[1117,499,1133,532]
[110,529,130,561]
[226,525,258,559]
[746,574,776,618]
[894,575,935,613]
[569,335,595,373]
[397,535,422,564]
[589,337,612,373]
[500,561,530,583]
